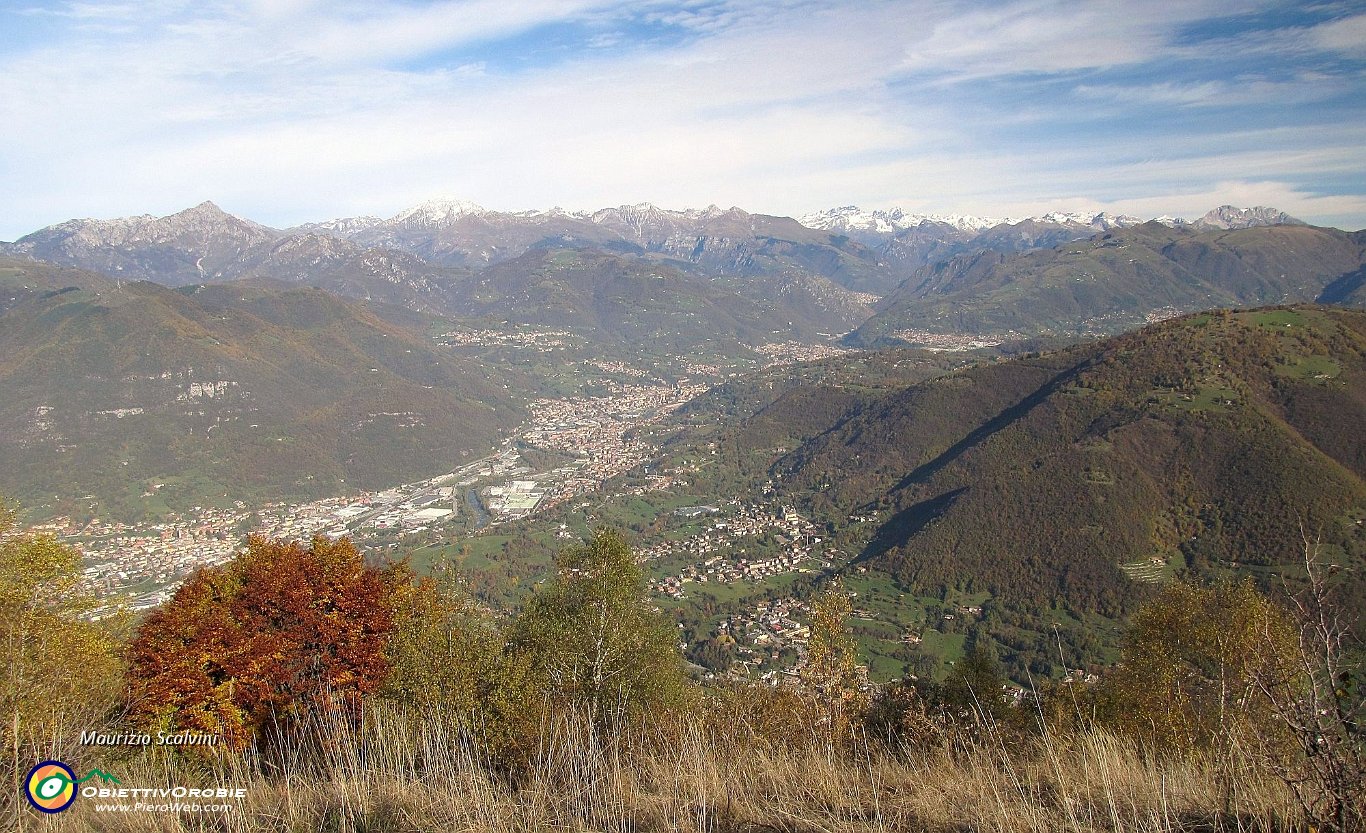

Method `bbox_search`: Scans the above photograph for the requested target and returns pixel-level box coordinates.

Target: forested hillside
[0,281,520,519]
[643,307,1366,677]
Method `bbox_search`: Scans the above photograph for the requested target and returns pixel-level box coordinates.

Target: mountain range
[1,201,1323,306]
[5,198,1365,680]
[0,201,884,339]
[1,200,895,296]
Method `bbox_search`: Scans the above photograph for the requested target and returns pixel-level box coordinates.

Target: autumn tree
[507,528,690,725]
[941,642,1009,723]
[1094,579,1297,753]
[795,584,868,738]
[802,583,859,698]
[381,568,502,716]
[1255,540,1365,832]
[378,567,541,759]
[127,535,402,749]
[0,500,122,758]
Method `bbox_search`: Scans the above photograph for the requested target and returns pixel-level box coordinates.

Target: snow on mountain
[2,199,1311,295]
[1034,211,1142,229]
[801,206,1149,234]
[800,206,1006,233]
[1193,205,1306,231]
[292,216,385,237]
[589,202,679,238]
[291,199,1179,244]
[388,198,489,227]
[12,202,272,254]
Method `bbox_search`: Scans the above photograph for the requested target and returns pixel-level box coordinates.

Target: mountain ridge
[4,200,1324,285]
[852,222,1366,345]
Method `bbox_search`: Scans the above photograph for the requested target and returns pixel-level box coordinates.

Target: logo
[24,761,120,813]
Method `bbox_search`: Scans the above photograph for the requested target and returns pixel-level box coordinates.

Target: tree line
[4,503,1363,830]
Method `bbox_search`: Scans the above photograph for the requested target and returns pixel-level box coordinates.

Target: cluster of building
[59,456,508,615]
[887,329,1008,351]
[1144,306,1184,324]
[749,341,857,367]
[436,327,571,349]
[48,371,726,614]
[584,359,652,378]
[520,379,709,510]
[645,502,831,598]
[718,597,816,679]
[356,487,458,532]
[678,360,723,377]
[484,479,545,519]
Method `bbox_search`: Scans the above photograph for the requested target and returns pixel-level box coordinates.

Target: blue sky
[2,0,1364,238]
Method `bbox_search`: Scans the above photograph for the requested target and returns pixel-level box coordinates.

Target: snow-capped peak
[389,198,487,226]
[801,206,1166,234]
[1193,205,1305,230]
[800,206,1006,233]
[1032,211,1141,229]
[293,216,384,236]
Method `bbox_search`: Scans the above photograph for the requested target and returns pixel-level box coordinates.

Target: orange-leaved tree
[126,535,403,749]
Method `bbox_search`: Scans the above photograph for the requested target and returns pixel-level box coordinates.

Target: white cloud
[297,0,619,66]
[1311,12,1366,56]
[1073,74,1351,108]
[17,2,144,19]
[897,0,1268,80]
[0,1,1363,236]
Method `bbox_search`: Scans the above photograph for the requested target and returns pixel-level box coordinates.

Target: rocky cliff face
[7,202,281,286]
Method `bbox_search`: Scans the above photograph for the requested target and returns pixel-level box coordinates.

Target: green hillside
[0,255,116,313]
[0,281,522,520]
[604,307,1365,679]
[777,308,1366,666]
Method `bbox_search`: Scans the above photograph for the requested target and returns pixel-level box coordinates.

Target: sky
[2,0,1365,239]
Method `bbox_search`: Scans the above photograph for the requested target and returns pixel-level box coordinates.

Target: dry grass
[10,702,1304,833]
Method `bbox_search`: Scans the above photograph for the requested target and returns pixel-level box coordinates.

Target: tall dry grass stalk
[26,702,1300,833]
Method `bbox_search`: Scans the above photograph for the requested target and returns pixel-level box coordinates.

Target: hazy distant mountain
[307,199,899,293]
[433,246,875,348]
[0,200,1327,319]
[798,206,1143,237]
[1190,205,1307,231]
[228,233,475,313]
[800,206,1154,273]
[4,199,902,295]
[798,204,1321,277]
[852,222,1366,345]
[5,202,280,286]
